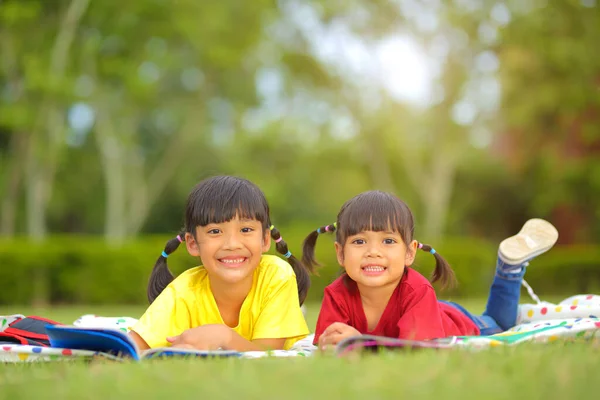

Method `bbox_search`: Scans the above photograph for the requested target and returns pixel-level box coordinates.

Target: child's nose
[223,232,243,249]
[365,243,383,257]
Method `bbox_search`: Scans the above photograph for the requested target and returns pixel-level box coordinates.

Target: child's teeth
[222,258,244,264]
[364,266,385,271]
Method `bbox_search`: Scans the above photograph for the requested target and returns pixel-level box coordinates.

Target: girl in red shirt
[303,190,558,348]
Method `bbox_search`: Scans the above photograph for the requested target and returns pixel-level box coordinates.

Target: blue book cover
[45,325,241,361]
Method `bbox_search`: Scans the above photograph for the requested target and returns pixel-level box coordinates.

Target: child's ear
[334,242,345,266]
[262,229,271,252]
[185,231,200,257]
[405,240,418,266]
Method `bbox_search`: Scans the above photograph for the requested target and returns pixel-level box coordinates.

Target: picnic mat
[3,294,600,362]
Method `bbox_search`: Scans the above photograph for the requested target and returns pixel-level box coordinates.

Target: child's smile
[361,263,388,276]
[218,256,249,267]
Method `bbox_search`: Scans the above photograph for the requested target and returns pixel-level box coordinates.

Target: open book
[335,334,456,355]
[45,325,241,361]
[334,319,600,355]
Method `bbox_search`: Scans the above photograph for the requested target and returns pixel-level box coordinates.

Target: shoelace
[521,278,543,305]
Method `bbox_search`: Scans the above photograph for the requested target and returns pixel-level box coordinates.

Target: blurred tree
[1,0,598,248]
[80,0,287,243]
[279,0,495,240]
[0,0,90,240]
[491,1,600,242]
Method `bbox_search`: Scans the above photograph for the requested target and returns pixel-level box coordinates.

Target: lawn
[2,299,599,400]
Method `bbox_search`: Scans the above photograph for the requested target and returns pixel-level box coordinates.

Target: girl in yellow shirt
[129,176,312,351]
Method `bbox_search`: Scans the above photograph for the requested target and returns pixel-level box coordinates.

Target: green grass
[1,342,600,399]
[2,299,599,399]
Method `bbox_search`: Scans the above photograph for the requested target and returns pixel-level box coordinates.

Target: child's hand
[318,322,361,349]
[166,324,233,350]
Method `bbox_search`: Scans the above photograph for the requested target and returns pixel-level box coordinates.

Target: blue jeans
[440,257,527,336]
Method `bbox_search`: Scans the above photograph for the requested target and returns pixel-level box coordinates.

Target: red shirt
[314,268,480,344]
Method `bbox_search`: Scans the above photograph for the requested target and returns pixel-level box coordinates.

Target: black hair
[148,176,313,304]
[302,190,456,289]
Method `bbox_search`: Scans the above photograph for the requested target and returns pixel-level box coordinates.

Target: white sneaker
[498,218,559,265]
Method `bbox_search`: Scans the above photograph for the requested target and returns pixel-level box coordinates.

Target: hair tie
[317,228,322,234]
[430,248,436,255]
[269,225,275,231]
[161,251,169,258]
[275,237,283,243]
[325,225,330,232]
[418,243,423,249]
[176,235,183,243]
[283,251,292,259]
[333,222,337,228]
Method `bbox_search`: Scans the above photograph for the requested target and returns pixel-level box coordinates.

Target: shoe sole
[499,218,559,265]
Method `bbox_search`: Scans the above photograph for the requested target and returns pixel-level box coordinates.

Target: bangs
[337,191,414,243]
[186,176,270,229]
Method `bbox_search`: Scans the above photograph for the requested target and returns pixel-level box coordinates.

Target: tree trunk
[95,110,128,245]
[25,0,91,306]
[362,128,397,193]
[126,114,203,236]
[25,0,91,243]
[0,133,28,236]
[25,150,49,241]
[421,152,458,241]
[25,149,50,307]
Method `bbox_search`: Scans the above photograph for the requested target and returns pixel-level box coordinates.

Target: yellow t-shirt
[132,254,309,350]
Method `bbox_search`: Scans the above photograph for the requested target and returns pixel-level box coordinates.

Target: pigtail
[302,223,337,270]
[147,232,186,304]
[270,225,313,306]
[418,243,457,290]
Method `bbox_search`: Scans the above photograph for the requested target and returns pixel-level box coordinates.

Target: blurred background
[1,0,599,313]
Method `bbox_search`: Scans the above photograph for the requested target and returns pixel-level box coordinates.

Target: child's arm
[228,333,286,352]
[313,288,351,345]
[131,286,192,349]
[166,324,286,351]
[129,330,151,351]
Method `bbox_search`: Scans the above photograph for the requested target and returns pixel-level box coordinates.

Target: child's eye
[241,227,254,233]
[384,238,397,244]
[207,229,221,235]
[351,239,365,245]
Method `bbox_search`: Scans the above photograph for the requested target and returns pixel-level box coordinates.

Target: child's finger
[322,322,346,336]
[166,335,180,344]
[319,333,345,349]
[318,333,327,348]
[318,332,334,348]
[325,333,345,345]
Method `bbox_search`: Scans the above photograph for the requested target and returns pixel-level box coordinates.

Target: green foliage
[2,234,600,306]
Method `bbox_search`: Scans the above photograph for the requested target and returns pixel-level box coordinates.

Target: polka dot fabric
[517,294,600,324]
[0,344,110,363]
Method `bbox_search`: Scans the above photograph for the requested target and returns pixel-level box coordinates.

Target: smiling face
[335,230,417,289]
[185,216,271,286]
[332,191,419,289]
